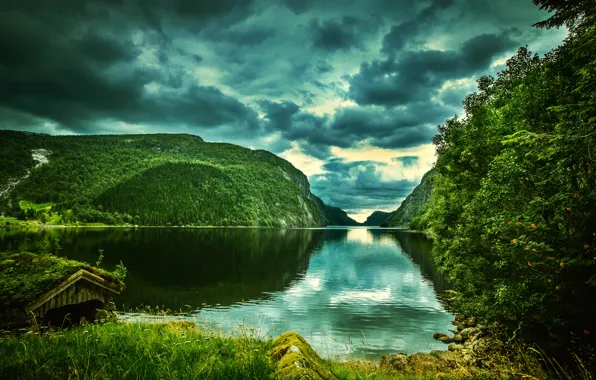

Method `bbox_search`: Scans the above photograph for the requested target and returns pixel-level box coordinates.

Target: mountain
[311,195,361,226]
[362,211,392,226]
[381,169,434,228]
[0,131,324,227]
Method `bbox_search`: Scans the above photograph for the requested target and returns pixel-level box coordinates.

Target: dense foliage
[0,133,323,227]
[382,169,434,228]
[416,5,596,357]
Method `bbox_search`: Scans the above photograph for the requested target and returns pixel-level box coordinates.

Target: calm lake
[0,227,453,359]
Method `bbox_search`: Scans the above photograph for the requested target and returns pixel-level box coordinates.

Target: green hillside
[0,131,323,227]
[381,169,434,228]
[362,211,391,226]
[311,195,361,226]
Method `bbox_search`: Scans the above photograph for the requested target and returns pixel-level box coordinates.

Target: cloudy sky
[0,0,567,221]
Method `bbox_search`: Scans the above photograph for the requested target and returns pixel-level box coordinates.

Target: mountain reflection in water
[0,227,453,359]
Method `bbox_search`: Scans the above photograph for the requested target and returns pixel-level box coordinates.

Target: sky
[0,0,568,222]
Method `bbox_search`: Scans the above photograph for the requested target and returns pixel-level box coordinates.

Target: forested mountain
[311,195,361,226]
[381,169,434,228]
[362,211,392,226]
[409,4,596,364]
[0,131,323,227]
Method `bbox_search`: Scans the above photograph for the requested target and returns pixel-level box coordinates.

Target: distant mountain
[381,169,435,228]
[362,211,392,226]
[0,131,324,227]
[311,195,361,226]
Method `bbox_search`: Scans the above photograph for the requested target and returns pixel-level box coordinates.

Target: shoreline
[0,318,545,379]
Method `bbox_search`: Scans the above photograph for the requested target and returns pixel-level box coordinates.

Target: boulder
[453,334,464,344]
[380,353,407,371]
[459,327,478,340]
[269,332,336,380]
[448,344,464,352]
[406,353,447,373]
[451,320,465,331]
[429,350,466,368]
[433,333,453,344]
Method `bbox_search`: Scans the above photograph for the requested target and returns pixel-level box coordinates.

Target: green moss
[269,332,336,379]
[0,251,124,308]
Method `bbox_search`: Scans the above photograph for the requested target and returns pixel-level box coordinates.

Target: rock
[460,327,478,340]
[453,334,464,344]
[465,317,477,327]
[451,320,465,331]
[406,353,447,373]
[433,333,453,343]
[104,302,116,311]
[448,344,464,352]
[429,350,465,368]
[380,353,407,371]
[269,332,336,379]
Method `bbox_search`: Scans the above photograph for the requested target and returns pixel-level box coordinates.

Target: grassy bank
[0,322,274,380]
[0,321,552,380]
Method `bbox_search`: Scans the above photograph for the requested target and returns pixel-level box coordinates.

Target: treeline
[0,133,322,227]
[415,1,596,363]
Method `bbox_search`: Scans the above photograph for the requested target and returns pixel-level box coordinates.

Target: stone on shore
[269,332,336,380]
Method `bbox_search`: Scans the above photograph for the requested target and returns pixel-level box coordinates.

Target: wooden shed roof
[0,251,124,311]
[26,269,123,314]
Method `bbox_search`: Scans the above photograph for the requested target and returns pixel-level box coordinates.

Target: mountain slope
[381,169,434,228]
[362,211,392,226]
[0,131,323,227]
[311,195,361,226]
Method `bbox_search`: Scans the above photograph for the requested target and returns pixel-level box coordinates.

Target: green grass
[19,201,54,212]
[0,322,275,380]
[0,251,123,308]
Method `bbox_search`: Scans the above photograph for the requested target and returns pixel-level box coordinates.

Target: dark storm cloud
[309,16,380,52]
[310,162,418,213]
[201,27,275,46]
[392,156,419,167]
[257,100,300,131]
[381,0,455,55]
[349,32,518,107]
[0,0,262,133]
[315,60,334,74]
[260,101,443,158]
[322,159,386,173]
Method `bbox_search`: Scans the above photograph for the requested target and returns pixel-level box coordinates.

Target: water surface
[0,227,453,359]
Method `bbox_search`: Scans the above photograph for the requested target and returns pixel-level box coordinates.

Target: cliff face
[311,195,361,226]
[381,169,435,228]
[362,211,392,226]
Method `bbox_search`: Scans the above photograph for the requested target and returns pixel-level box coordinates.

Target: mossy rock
[269,332,336,379]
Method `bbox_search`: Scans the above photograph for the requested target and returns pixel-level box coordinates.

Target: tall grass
[0,321,274,380]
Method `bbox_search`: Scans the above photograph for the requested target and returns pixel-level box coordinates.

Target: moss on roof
[0,251,124,308]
